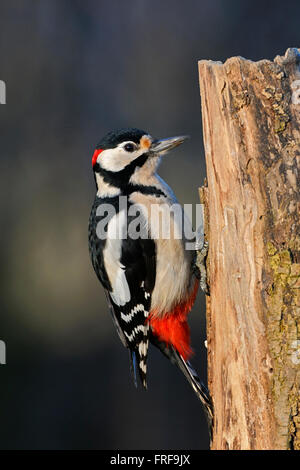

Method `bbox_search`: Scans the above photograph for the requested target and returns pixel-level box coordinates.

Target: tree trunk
[198,48,300,450]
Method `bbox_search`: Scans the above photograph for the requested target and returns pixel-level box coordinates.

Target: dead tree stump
[198,48,300,450]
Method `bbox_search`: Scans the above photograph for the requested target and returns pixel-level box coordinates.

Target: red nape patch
[92,148,103,167]
[149,279,199,360]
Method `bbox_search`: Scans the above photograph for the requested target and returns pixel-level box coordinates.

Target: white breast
[130,176,195,316]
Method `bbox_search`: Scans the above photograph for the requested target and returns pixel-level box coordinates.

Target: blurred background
[0,0,299,450]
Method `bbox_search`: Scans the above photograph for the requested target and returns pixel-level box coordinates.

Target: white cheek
[98,148,127,171]
[98,147,145,172]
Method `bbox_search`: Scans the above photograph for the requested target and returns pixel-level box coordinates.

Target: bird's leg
[194,240,210,295]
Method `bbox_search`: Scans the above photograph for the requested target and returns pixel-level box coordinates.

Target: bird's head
[92,128,188,191]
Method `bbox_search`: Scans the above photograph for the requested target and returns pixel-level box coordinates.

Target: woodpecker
[88,128,212,425]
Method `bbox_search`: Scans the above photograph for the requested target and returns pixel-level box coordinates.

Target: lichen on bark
[266,240,300,449]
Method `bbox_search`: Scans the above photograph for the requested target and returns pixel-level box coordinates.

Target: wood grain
[198,49,300,449]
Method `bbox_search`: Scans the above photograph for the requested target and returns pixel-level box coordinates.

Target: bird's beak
[150,135,189,155]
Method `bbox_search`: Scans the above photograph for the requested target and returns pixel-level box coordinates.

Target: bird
[88,127,213,426]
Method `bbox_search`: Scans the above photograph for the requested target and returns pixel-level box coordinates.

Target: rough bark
[198,48,300,450]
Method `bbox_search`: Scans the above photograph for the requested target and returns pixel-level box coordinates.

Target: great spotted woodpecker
[88,128,212,425]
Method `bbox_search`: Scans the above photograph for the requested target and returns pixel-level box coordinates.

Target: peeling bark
[198,48,300,450]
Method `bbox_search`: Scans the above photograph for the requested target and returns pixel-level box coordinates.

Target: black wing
[88,196,156,388]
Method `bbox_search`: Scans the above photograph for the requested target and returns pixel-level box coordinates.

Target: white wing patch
[110,266,131,306]
[103,210,131,307]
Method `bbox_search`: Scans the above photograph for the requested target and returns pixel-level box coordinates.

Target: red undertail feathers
[149,279,199,360]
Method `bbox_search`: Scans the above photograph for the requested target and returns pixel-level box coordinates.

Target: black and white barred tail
[150,331,213,434]
[128,323,150,389]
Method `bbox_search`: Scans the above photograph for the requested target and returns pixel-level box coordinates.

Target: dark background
[0,0,299,450]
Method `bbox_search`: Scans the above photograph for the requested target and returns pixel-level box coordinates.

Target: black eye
[124,143,135,152]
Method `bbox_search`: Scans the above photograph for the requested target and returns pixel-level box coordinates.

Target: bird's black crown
[96,128,147,150]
